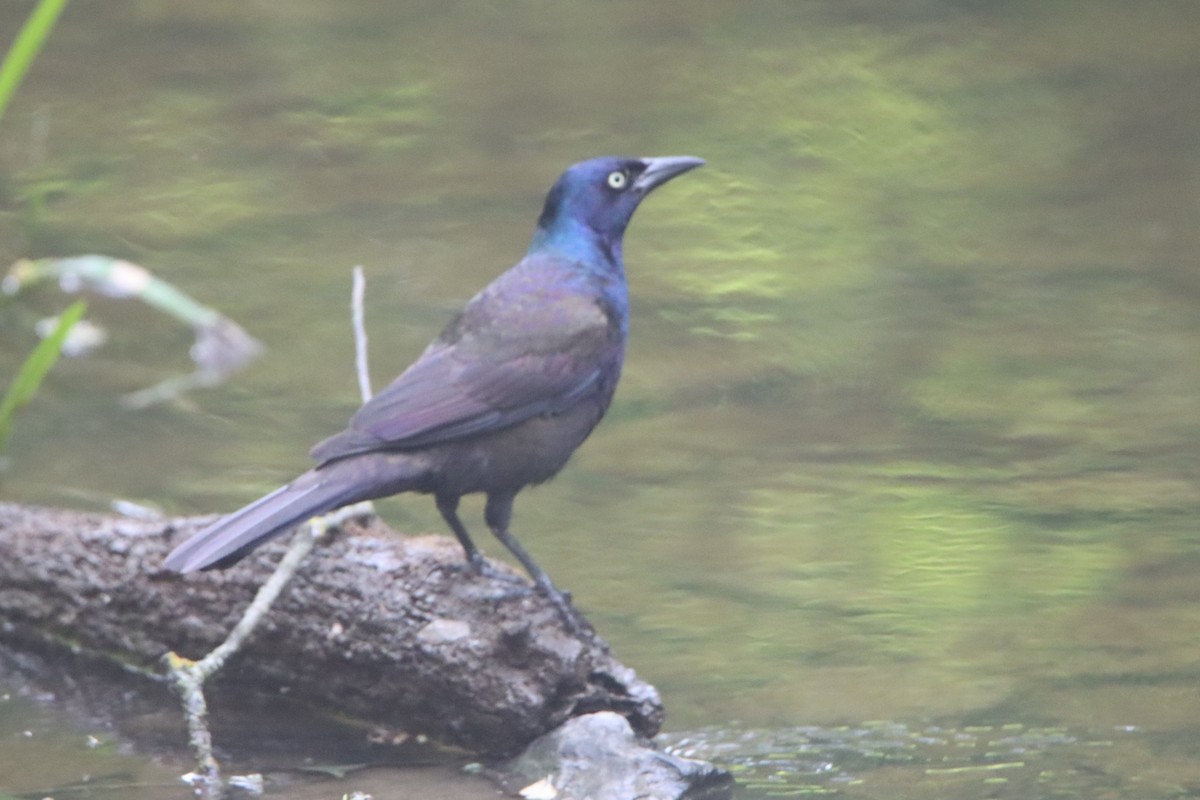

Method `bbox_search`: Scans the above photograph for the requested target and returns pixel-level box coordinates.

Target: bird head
[532,155,704,261]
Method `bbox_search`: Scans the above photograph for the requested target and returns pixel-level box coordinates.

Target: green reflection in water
[2,1,1200,798]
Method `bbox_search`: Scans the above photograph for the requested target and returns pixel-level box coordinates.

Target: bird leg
[435,493,486,571]
[435,493,528,590]
[484,493,586,633]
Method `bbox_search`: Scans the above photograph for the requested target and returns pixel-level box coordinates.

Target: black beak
[634,155,705,193]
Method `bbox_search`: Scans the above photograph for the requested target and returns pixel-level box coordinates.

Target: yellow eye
[606,170,627,190]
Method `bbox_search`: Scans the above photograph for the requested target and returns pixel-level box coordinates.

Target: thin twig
[163,526,319,799]
[352,265,371,403]
[165,270,377,796]
[194,503,370,683]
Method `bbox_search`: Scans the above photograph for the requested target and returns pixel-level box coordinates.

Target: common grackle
[164,155,704,624]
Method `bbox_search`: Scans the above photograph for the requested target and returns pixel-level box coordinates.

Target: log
[0,501,664,757]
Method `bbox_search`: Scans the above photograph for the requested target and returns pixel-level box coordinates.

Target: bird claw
[452,555,590,635]
[535,581,591,636]
[462,556,528,587]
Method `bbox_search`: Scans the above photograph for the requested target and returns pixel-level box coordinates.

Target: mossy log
[0,502,663,757]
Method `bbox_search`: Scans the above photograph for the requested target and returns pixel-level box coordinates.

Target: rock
[498,711,734,800]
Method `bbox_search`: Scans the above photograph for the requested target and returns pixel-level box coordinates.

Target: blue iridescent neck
[528,216,624,272]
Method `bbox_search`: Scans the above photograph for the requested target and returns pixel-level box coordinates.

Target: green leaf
[0,0,70,121]
[0,298,86,453]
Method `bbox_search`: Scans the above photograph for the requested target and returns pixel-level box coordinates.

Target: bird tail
[163,455,422,573]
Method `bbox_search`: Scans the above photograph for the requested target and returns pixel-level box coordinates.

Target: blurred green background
[2,1,1200,797]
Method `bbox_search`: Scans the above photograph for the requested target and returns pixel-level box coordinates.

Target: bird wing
[310,258,621,463]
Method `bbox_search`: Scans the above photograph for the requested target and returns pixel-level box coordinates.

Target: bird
[164,155,704,625]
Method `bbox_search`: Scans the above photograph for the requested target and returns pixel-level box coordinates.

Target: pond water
[2,0,1200,797]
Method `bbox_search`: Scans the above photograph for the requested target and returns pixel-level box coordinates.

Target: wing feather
[311,256,620,463]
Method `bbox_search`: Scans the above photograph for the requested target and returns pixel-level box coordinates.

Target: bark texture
[0,502,663,757]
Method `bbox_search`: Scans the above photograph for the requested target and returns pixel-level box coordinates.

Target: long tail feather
[164,454,422,572]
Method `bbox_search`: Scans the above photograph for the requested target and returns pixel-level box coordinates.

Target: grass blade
[0,298,86,452]
[0,0,71,121]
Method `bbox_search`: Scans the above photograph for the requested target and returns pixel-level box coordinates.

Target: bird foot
[439,558,536,603]
[535,580,592,636]
[452,556,591,635]
[459,556,528,587]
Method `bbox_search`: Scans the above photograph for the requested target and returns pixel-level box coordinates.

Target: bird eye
[606,170,627,190]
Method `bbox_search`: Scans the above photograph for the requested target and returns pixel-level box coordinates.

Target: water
[2,0,1200,797]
